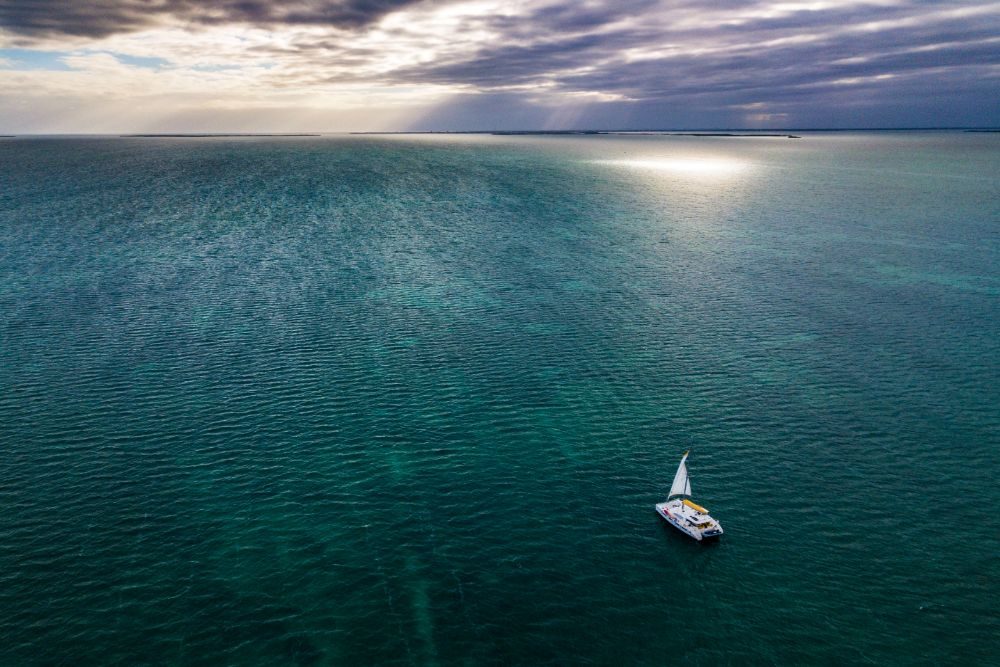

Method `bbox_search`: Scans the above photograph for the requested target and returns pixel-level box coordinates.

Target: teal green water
[1,133,997,665]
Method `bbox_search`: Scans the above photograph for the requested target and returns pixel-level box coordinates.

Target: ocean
[1,132,997,664]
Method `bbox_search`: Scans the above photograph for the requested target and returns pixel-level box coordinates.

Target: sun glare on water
[593,157,750,176]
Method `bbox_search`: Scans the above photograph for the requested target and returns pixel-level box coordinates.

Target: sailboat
[655,451,723,541]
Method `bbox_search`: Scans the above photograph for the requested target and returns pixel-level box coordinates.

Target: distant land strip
[122,133,322,137]
[494,131,802,138]
[351,130,801,138]
[617,132,800,138]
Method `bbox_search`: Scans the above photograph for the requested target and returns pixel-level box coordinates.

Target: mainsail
[668,451,692,499]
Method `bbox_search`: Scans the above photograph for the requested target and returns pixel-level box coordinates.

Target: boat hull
[655,503,722,542]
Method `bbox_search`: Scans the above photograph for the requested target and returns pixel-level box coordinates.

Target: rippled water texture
[1,133,998,664]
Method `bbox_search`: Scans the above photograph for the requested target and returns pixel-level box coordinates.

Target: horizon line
[2,126,999,137]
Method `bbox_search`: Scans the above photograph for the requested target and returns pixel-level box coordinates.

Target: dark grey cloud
[383,1,1000,128]
[393,2,998,89]
[0,0,424,37]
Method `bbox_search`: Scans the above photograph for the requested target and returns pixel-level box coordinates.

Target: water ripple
[1,134,997,665]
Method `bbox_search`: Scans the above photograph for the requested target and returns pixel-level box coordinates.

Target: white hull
[656,500,723,542]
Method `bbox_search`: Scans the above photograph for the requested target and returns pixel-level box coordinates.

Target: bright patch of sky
[0,48,72,70]
[114,53,167,69]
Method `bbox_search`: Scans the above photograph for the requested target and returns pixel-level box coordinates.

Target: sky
[0,0,997,132]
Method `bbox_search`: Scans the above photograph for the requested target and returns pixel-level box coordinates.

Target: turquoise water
[1,133,997,665]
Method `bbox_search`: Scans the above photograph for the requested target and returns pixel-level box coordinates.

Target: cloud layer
[0,1,428,37]
[0,0,997,131]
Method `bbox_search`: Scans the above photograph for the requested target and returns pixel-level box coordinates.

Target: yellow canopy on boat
[683,499,708,513]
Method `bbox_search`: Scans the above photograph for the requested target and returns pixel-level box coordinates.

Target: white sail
[668,452,691,498]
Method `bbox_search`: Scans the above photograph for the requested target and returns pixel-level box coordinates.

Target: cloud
[1,0,998,130]
[389,2,999,91]
[0,0,428,38]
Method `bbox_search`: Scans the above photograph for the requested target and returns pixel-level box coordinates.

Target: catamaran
[655,451,723,541]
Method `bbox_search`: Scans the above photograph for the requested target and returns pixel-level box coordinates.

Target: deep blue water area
[1,132,998,664]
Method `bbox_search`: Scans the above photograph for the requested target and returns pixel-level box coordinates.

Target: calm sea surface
[1,132,997,665]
